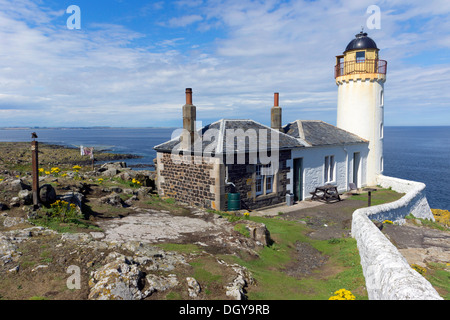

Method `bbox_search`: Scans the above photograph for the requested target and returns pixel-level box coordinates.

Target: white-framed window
[255,164,274,196]
[255,165,263,196]
[324,155,335,183]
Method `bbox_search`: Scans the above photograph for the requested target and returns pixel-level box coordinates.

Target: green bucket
[227,193,241,211]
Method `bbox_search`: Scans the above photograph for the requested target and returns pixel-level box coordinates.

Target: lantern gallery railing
[335,59,387,78]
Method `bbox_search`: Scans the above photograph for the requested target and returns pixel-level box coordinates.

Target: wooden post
[368,191,372,207]
[31,140,39,209]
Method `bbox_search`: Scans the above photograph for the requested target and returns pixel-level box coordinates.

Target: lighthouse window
[356,51,365,63]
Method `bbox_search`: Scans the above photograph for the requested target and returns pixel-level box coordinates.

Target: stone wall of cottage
[225,150,291,210]
[158,152,215,208]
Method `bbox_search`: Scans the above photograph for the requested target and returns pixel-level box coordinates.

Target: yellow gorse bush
[431,209,450,227]
[411,264,427,276]
[329,289,356,300]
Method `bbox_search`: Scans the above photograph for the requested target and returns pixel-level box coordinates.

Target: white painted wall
[337,77,385,186]
[351,174,440,300]
[286,143,369,200]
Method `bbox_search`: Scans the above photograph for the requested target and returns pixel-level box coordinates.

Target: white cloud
[0,0,449,127]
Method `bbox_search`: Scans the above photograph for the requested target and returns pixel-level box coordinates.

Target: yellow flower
[51,167,61,173]
[61,173,67,177]
[383,220,393,224]
[73,165,82,171]
[39,168,44,173]
[45,171,50,175]
[329,289,355,300]
[0,178,3,182]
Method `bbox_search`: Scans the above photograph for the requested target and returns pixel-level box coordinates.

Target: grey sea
[1,126,449,210]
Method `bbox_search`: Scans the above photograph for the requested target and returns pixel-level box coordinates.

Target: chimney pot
[186,88,193,105]
[274,92,279,107]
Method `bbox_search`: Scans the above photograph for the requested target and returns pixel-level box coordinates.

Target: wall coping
[351,175,443,300]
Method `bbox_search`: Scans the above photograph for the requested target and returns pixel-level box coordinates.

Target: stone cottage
[154,88,369,211]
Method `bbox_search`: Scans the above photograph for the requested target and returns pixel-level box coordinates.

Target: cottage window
[255,164,274,196]
[255,165,263,196]
[324,155,335,183]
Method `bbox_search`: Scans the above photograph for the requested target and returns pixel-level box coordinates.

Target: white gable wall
[286,143,368,200]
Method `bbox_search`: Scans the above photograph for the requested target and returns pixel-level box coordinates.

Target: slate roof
[154,119,308,154]
[283,120,368,146]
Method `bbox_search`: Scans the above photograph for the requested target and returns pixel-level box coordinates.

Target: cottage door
[353,152,361,187]
[293,158,303,201]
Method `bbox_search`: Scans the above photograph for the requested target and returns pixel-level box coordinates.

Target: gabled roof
[283,120,368,146]
[154,119,308,154]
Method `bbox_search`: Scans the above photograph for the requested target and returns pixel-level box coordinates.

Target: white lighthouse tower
[335,31,387,186]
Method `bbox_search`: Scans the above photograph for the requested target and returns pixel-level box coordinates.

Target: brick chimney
[271,92,282,132]
[181,88,196,150]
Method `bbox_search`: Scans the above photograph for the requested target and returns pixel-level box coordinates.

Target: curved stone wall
[351,175,443,300]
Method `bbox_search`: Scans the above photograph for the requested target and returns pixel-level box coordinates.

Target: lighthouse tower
[335,31,387,186]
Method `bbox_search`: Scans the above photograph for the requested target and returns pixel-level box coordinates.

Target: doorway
[293,158,303,201]
[353,152,361,187]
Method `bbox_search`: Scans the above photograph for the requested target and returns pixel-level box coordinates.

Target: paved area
[253,199,327,216]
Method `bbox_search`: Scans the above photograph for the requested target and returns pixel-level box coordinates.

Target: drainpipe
[344,145,348,191]
[225,166,235,189]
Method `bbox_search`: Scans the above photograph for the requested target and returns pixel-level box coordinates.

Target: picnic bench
[310,184,342,203]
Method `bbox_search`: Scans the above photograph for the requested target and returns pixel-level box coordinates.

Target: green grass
[348,188,404,206]
[221,215,367,300]
[405,214,449,231]
[234,223,250,238]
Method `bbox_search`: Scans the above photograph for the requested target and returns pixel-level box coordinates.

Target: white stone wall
[351,175,442,300]
[370,175,434,224]
[287,143,368,200]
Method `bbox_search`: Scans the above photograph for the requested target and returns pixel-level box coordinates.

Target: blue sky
[0,0,449,127]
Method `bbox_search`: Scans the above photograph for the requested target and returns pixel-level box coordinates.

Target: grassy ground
[216,214,367,300]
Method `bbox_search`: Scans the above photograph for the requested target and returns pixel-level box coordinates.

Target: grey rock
[10,179,31,192]
[18,189,32,205]
[39,184,57,206]
[186,277,201,298]
[3,217,26,228]
[100,193,124,207]
[144,274,179,298]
